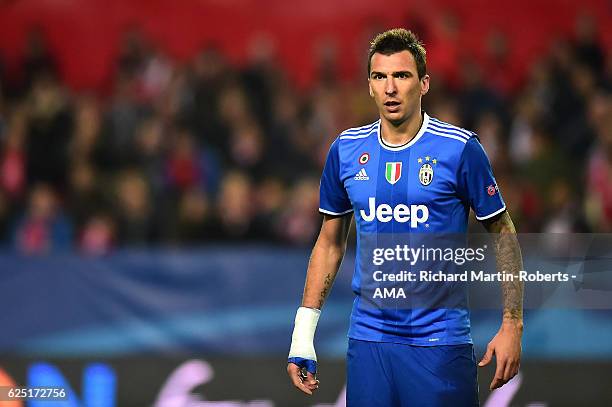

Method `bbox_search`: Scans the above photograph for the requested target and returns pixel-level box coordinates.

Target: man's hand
[288,307,321,395]
[478,321,523,390]
[287,362,319,395]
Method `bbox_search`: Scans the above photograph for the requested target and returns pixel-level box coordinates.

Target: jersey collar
[377,112,430,151]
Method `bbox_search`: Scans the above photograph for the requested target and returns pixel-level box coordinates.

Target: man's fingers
[478,344,494,366]
[305,372,319,388]
[288,366,309,393]
[490,376,507,390]
[287,363,318,394]
[489,373,508,389]
[302,371,318,393]
[503,359,518,381]
[287,364,313,395]
[490,357,508,390]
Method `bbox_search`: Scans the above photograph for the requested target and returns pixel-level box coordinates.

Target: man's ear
[368,79,374,98]
[420,74,430,96]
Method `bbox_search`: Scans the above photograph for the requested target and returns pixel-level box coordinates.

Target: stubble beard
[383,106,415,128]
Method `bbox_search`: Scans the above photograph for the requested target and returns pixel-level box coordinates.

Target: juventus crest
[417,156,437,186]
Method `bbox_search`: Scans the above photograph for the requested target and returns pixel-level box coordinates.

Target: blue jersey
[319,112,505,345]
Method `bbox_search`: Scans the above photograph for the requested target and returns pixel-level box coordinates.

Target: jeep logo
[360,197,429,227]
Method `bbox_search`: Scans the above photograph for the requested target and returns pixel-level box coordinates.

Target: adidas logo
[354,168,369,181]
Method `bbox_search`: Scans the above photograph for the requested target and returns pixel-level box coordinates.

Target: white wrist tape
[288,307,321,361]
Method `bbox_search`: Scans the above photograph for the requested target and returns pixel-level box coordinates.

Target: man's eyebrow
[370,70,412,77]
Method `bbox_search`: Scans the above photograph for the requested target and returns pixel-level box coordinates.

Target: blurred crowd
[0,15,610,254]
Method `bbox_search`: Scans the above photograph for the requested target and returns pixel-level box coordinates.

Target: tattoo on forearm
[318,273,334,309]
[302,215,352,310]
[487,212,524,321]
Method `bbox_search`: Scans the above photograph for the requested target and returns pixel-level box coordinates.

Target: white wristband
[288,307,321,361]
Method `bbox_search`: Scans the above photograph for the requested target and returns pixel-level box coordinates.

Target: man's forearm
[485,211,524,324]
[498,232,524,323]
[302,240,346,309]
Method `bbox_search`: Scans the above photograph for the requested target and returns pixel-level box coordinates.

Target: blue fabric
[346,338,479,407]
[457,137,505,220]
[287,357,317,374]
[318,113,506,345]
[319,137,353,215]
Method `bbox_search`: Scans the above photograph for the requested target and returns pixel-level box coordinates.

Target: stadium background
[0,0,611,405]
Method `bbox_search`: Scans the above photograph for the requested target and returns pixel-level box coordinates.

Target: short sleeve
[319,139,353,216]
[457,137,506,220]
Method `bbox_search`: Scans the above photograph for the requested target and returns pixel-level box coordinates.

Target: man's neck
[380,111,424,146]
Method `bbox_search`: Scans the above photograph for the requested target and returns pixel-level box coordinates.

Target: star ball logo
[417,156,437,186]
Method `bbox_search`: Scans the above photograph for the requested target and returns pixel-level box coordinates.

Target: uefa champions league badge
[417,156,437,186]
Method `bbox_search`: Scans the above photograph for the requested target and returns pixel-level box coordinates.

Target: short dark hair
[367,28,427,79]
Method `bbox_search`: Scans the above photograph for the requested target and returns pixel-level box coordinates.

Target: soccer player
[286,29,523,406]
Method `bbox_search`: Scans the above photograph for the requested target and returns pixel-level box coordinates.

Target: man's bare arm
[287,213,352,395]
[479,210,524,390]
[302,214,353,309]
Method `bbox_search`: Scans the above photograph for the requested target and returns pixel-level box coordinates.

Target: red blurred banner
[0,0,610,90]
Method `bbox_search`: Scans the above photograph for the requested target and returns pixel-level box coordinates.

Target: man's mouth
[384,101,401,111]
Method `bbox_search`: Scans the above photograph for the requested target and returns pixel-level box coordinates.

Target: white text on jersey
[354,168,369,180]
[360,197,429,227]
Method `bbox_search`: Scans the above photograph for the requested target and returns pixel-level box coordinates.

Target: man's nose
[385,78,397,95]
